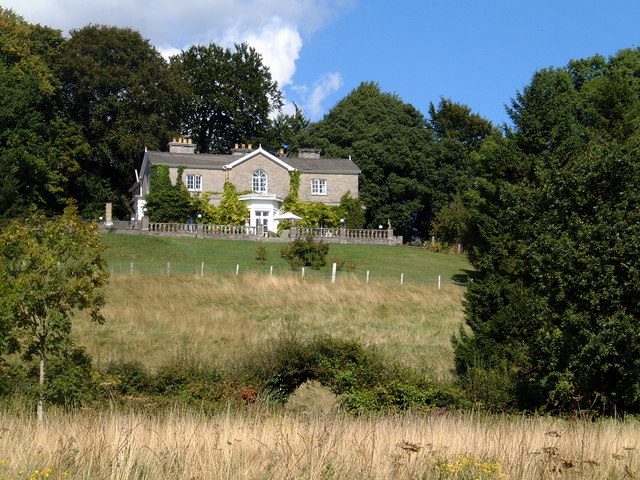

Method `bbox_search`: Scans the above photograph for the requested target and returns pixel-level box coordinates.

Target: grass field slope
[70,234,473,380]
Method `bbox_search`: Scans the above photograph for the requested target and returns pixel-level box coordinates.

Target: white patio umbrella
[275,211,303,222]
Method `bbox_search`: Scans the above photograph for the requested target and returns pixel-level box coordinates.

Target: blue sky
[5,0,640,126]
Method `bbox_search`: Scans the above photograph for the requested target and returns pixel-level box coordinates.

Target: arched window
[252,169,267,193]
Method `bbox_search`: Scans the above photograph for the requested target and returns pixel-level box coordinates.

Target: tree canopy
[454,48,640,413]
[299,82,436,238]
[0,206,108,423]
[170,42,282,154]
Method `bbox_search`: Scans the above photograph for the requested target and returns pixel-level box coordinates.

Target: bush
[103,360,151,395]
[151,356,224,404]
[231,332,464,412]
[255,244,267,264]
[331,258,357,272]
[281,236,329,270]
[39,347,96,407]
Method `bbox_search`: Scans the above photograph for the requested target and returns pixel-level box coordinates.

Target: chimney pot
[235,143,239,149]
[248,144,252,150]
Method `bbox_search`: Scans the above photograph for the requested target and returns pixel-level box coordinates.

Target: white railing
[201,224,257,235]
[148,223,196,233]
[295,227,389,239]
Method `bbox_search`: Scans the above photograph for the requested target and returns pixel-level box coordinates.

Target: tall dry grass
[1,407,638,480]
[73,273,465,380]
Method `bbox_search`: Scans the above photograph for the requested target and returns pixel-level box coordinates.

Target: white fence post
[236,264,240,276]
[400,273,404,285]
[167,262,171,275]
[301,267,305,278]
[200,261,204,277]
[130,262,134,275]
[270,265,273,276]
[438,275,441,290]
[366,270,370,283]
[332,262,337,283]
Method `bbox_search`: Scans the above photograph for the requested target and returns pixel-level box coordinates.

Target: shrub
[281,236,329,270]
[39,347,96,407]
[151,356,224,404]
[331,258,357,272]
[231,332,465,412]
[103,360,151,395]
[255,244,267,264]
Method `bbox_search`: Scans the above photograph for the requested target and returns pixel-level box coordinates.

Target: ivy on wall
[280,170,365,230]
[145,165,193,222]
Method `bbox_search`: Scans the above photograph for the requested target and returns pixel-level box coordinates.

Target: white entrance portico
[239,193,283,235]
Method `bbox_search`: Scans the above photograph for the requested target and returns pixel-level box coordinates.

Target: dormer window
[253,169,267,193]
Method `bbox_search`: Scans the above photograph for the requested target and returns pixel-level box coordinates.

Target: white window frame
[253,169,268,193]
[311,178,327,195]
[186,174,202,191]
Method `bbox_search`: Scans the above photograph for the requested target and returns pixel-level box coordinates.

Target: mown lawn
[102,233,472,284]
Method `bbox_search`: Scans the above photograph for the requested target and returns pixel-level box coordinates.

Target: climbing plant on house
[281,171,362,230]
[145,165,193,223]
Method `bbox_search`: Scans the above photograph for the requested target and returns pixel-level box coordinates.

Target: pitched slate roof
[144,148,361,174]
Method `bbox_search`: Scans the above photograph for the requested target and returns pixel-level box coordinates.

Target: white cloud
[3,0,354,118]
[301,72,343,119]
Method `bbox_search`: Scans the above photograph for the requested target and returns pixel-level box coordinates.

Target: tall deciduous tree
[0,206,108,424]
[58,25,180,217]
[171,43,283,153]
[0,7,79,223]
[300,82,435,238]
[454,47,640,413]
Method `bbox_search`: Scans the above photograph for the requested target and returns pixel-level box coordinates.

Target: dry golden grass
[73,273,466,380]
[1,407,639,480]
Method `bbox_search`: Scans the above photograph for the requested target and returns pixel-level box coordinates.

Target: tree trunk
[37,350,45,426]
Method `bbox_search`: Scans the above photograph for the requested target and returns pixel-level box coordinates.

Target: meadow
[2,407,639,480]
[5,235,640,480]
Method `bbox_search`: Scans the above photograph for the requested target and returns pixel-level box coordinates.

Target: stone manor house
[131,139,361,234]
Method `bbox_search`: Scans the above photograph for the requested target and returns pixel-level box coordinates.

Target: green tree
[217,180,250,225]
[429,97,497,153]
[300,82,435,238]
[454,47,640,413]
[57,25,180,217]
[144,165,193,223]
[0,206,108,423]
[171,42,283,153]
[0,7,81,223]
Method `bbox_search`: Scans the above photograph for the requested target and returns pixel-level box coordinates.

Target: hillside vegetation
[74,235,472,381]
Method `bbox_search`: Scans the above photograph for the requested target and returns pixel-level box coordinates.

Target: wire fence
[106,261,469,288]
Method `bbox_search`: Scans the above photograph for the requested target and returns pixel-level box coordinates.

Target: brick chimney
[167,137,196,154]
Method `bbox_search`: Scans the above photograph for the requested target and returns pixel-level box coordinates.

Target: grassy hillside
[70,235,473,380]
[101,233,472,284]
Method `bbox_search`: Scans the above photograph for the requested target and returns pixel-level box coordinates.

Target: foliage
[455,48,640,413]
[170,42,283,153]
[299,82,436,238]
[233,333,464,411]
[58,24,179,217]
[339,192,365,229]
[281,236,329,270]
[217,181,249,225]
[144,165,193,223]
[37,346,95,407]
[431,195,472,246]
[255,244,267,264]
[0,206,108,422]
[0,7,75,223]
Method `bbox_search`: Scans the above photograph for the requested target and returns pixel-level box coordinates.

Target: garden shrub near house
[281,235,329,270]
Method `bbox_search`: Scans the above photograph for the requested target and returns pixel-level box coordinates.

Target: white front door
[255,210,269,236]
